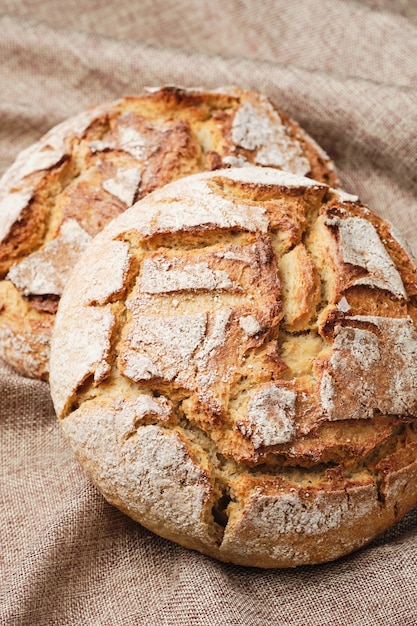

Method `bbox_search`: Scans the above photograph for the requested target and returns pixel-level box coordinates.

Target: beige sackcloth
[1,1,417,624]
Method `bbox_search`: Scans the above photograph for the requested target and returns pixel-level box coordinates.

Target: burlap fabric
[1,1,417,624]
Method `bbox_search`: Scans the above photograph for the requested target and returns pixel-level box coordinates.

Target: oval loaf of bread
[49,166,417,568]
[0,86,337,380]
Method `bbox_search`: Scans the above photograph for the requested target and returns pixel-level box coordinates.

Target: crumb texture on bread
[0,87,337,380]
[49,166,417,568]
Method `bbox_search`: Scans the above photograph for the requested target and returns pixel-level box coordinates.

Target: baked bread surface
[0,86,336,379]
[50,166,417,568]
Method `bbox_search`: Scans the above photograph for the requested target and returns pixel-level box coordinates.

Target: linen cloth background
[1,1,417,624]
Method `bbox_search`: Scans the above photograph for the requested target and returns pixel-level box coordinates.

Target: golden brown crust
[0,86,338,379]
[49,166,417,567]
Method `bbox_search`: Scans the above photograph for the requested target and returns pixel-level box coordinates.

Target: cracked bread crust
[49,165,417,568]
[0,86,337,380]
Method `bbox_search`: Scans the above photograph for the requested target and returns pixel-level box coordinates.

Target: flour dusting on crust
[102,167,142,206]
[51,304,115,416]
[7,219,92,296]
[329,216,406,298]
[0,190,34,243]
[139,257,233,293]
[231,99,310,175]
[237,384,297,448]
[320,316,417,420]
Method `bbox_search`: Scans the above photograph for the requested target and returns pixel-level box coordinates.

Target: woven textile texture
[1,1,417,624]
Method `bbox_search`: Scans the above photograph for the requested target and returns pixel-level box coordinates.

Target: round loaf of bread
[50,166,417,568]
[0,86,337,380]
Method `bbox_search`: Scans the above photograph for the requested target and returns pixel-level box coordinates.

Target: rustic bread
[0,86,337,380]
[49,166,417,568]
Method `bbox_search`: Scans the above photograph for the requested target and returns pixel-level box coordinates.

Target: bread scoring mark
[102,167,142,206]
[319,316,417,420]
[236,384,296,449]
[231,99,310,175]
[328,215,407,298]
[279,243,320,331]
[7,219,92,296]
